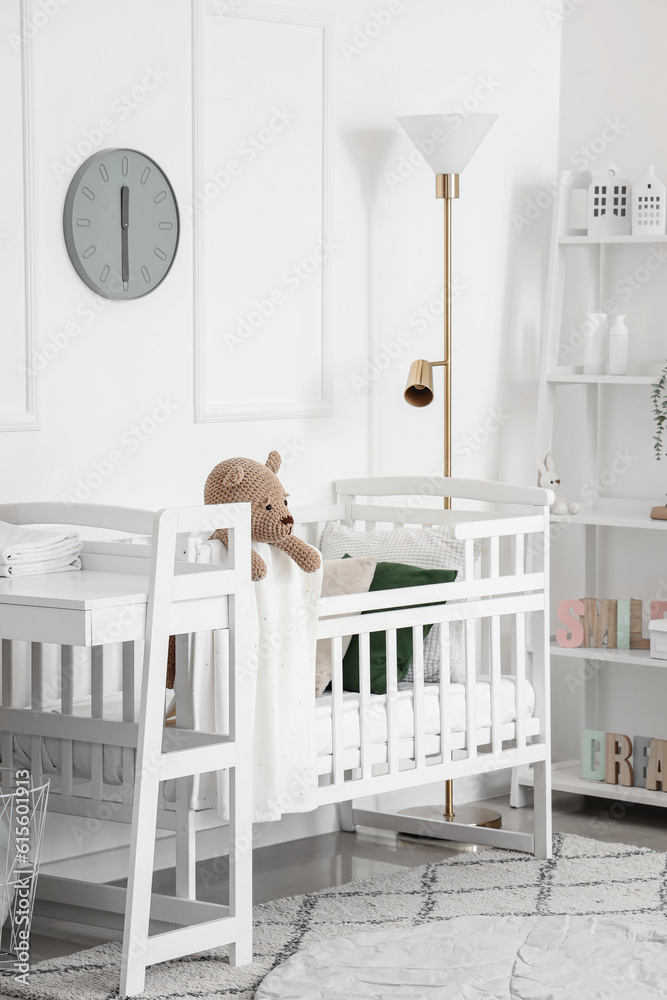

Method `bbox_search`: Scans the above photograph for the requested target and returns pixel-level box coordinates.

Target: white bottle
[608,315,629,375]
[582,312,608,374]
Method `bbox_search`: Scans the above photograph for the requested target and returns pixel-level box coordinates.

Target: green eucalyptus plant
[651,362,667,460]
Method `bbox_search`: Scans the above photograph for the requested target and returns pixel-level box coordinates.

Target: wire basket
[0,769,50,973]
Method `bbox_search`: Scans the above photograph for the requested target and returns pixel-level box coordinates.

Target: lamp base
[395,804,502,852]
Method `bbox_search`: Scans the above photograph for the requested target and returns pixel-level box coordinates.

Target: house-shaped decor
[588,163,631,237]
[632,165,666,235]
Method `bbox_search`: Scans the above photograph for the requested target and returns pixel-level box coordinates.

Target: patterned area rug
[1,833,665,1000]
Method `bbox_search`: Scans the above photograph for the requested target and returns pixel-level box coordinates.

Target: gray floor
[16,791,667,968]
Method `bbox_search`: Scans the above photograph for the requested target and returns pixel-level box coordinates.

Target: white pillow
[320,523,480,682]
[316,556,377,697]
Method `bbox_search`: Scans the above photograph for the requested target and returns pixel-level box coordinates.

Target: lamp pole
[437,172,459,820]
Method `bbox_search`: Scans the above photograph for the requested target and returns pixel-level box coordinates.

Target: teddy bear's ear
[545,452,555,472]
[223,466,245,487]
[266,451,282,474]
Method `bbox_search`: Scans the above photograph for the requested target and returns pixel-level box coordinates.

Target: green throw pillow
[342,560,457,695]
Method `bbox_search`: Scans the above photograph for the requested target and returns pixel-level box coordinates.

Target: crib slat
[359,632,372,780]
[438,622,451,764]
[91,646,104,801]
[30,643,44,782]
[60,646,74,797]
[1,640,14,781]
[463,538,474,581]
[465,619,477,760]
[512,530,527,749]
[122,641,136,789]
[514,612,527,749]
[331,636,344,786]
[489,537,502,755]
[412,626,425,769]
[386,630,398,774]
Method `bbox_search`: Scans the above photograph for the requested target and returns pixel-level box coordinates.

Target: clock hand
[121,184,129,285]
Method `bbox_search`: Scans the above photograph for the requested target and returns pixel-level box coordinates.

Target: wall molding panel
[0,0,39,431]
[192,1,331,422]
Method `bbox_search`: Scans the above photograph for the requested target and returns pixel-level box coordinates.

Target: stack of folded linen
[0,522,82,578]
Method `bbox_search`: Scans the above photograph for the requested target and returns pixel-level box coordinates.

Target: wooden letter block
[581,598,617,648]
[556,599,585,648]
[616,600,630,649]
[604,732,633,786]
[646,739,667,792]
[632,735,653,789]
[630,598,650,650]
[582,729,606,781]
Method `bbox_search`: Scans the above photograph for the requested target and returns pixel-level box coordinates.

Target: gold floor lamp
[397,112,501,833]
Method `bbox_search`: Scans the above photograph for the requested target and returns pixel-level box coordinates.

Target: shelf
[546,372,659,385]
[518,760,667,808]
[550,642,664,669]
[551,498,667,530]
[559,235,667,245]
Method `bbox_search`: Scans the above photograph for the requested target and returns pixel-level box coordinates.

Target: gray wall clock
[63,147,179,300]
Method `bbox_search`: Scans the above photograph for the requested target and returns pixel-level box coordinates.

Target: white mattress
[315,678,534,757]
[13,678,535,785]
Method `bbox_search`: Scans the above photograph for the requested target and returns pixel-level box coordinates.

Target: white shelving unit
[520,760,667,809]
[517,172,667,810]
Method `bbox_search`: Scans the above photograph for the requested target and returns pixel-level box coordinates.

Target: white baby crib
[0,475,552,996]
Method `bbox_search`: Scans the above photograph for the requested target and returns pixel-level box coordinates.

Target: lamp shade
[396,113,497,174]
[404,359,434,407]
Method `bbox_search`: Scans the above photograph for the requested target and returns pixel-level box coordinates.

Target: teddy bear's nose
[281,515,294,526]
[556,479,561,485]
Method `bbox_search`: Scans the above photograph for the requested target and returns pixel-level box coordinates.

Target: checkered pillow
[319,523,480,682]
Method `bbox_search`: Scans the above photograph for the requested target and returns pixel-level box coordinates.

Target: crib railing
[294,474,551,804]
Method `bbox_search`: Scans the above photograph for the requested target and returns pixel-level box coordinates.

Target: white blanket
[0,521,81,564]
[184,539,322,823]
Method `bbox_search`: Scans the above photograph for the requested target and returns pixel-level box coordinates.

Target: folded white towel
[0,556,82,578]
[0,540,82,567]
[0,521,81,564]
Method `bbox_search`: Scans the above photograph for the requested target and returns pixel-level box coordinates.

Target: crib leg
[532,760,552,859]
[339,800,356,833]
[120,773,161,998]
[228,756,253,967]
[510,766,529,809]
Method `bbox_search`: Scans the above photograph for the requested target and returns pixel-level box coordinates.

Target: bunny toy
[537,453,581,515]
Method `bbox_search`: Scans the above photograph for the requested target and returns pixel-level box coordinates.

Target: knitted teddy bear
[166,451,320,688]
[204,450,321,581]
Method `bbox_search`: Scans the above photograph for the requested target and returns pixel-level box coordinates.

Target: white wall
[0,0,561,862]
[550,0,667,767]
